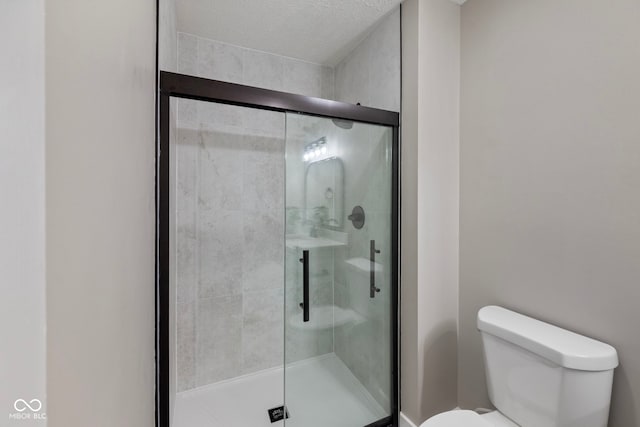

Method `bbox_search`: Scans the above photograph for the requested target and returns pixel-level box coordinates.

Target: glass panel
[285,113,394,427]
[170,97,287,427]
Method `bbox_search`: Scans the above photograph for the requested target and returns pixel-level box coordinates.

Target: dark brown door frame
[156,71,400,427]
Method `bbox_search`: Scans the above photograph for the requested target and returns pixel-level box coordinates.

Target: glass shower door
[284,112,395,427]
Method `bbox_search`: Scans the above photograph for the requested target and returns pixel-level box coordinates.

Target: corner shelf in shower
[344,257,384,273]
[285,234,346,250]
[288,305,365,331]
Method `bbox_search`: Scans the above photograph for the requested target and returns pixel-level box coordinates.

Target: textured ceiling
[176,0,403,65]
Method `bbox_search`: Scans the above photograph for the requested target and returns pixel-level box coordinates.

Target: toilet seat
[419,410,493,427]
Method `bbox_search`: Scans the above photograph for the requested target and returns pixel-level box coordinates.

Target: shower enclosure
[157,72,399,427]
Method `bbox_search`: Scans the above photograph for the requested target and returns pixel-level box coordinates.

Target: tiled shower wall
[175,102,286,391]
[174,36,338,392]
[333,125,394,410]
[333,8,400,410]
[334,8,401,112]
[175,7,400,393]
[177,32,334,98]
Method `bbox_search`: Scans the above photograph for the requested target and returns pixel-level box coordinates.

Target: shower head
[332,119,353,130]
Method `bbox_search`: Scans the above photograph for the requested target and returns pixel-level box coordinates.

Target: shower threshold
[173,353,386,427]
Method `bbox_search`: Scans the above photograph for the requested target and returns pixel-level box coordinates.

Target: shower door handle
[299,250,310,322]
[370,240,381,298]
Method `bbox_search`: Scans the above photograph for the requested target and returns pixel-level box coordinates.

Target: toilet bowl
[420,410,518,427]
[420,306,618,427]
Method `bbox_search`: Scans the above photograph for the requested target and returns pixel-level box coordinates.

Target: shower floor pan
[173,353,386,427]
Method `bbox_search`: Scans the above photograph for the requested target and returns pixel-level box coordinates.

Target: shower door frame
[156,71,400,427]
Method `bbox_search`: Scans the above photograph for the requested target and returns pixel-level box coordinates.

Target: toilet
[421,306,619,427]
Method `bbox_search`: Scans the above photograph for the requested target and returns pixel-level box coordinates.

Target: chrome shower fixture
[332,118,353,129]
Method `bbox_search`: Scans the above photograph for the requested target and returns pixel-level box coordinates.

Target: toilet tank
[477,306,618,427]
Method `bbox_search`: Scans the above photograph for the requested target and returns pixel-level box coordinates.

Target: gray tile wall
[174,37,338,392]
[284,117,339,365]
[177,32,334,98]
[333,125,394,411]
[174,10,400,393]
[174,102,286,391]
[285,114,396,410]
[330,9,400,409]
[334,9,401,112]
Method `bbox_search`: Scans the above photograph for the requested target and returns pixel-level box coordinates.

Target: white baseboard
[400,412,418,427]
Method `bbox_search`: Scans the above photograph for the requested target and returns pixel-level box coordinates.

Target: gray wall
[459,1,640,425]
[1,2,46,425]
[401,0,460,424]
[159,0,177,417]
[45,0,156,425]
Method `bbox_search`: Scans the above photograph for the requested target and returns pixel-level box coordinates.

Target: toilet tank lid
[477,306,619,371]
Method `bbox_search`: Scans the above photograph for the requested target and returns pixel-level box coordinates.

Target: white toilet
[421,305,619,427]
